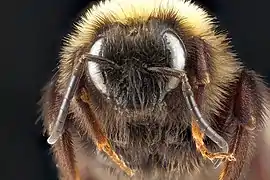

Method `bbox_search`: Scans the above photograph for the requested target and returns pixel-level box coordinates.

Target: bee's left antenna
[47,55,87,145]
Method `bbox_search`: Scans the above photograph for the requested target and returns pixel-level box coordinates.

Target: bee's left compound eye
[163,31,186,70]
[162,30,187,90]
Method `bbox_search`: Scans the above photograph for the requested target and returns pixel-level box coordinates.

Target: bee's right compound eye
[88,38,107,95]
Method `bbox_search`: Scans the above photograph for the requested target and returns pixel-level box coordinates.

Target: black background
[2,0,270,179]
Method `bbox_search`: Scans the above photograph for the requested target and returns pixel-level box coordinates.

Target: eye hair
[87,54,121,69]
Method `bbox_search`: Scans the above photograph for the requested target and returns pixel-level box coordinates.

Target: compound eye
[163,30,186,71]
[162,30,187,90]
[88,38,107,94]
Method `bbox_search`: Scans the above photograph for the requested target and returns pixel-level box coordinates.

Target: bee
[40,0,270,179]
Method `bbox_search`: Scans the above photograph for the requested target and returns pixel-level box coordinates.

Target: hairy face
[82,20,201,170]
[86,20,189,121]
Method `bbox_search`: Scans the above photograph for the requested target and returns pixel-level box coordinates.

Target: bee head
[87,20,187,111]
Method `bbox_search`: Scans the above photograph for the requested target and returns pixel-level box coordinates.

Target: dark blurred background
[2,0,270,179]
